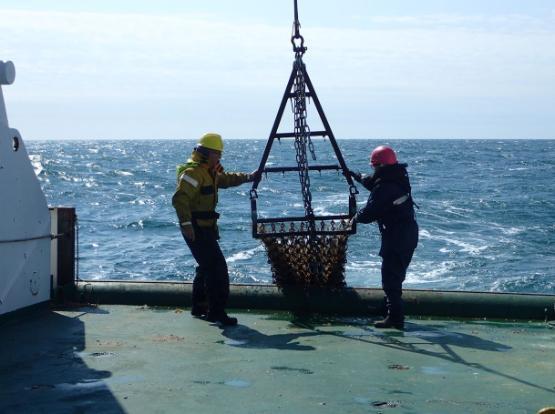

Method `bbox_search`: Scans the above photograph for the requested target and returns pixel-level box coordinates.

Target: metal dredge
[250,0,358,288]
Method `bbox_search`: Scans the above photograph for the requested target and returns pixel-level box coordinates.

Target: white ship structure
[0,60,51,316]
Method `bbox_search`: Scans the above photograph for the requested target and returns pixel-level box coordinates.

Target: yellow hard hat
[198,133,223,152]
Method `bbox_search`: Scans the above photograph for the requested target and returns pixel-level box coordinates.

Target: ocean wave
[259,186,282,194]
[226,246,265,263]
[490,274,555,294]
[405,261,459,284]
[345,260,381,271]
[445,238,488,255]
[419,229,488,255]
[229,270,269,284]
[111,219,176,230]
[312,205,335,216]
[129,198,155,206]
[29,154,44,176]
[490,223,526,236]
[115,170,134,176]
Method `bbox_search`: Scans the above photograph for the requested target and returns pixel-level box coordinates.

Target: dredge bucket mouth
[255,217,354,238]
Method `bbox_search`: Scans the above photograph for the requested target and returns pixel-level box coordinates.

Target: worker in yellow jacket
[172,133,259,326]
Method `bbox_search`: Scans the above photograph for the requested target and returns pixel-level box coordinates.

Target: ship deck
[2,305,554,413]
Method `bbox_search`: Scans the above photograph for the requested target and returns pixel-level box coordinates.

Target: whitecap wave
[405,261,458,284]
[345,260,381,271]
[419,229,488,255]
[29,154,44,176]
[312,205,334,216]
[226,246,264,263]
[491,223,526,236]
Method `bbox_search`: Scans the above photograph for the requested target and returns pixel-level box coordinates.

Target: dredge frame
[249,0,358,240]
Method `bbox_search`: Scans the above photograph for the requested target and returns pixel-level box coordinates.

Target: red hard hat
[370,145,397,167]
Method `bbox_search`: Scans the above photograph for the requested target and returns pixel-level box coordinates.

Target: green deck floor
[1,305,554,413]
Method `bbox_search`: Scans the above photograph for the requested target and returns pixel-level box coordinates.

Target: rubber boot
[191,302,208,318]
[374,294,404,330]
[374,315,404,330]
[206,312,238,326]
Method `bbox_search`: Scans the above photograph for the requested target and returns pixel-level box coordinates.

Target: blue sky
[1,0,554,139]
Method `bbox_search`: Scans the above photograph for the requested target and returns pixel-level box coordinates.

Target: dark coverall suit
[356,163,418,322]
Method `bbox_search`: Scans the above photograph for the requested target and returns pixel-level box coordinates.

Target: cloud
[1,8,554,138]
[1,9,290,100]
[2,9,553,98]
[360,13,555,32]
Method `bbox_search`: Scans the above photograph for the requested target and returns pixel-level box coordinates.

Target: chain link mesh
[262,235,348,289]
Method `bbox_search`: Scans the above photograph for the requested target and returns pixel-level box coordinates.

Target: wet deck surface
[1,305,554,413]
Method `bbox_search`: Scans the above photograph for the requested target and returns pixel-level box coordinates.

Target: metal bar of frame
[274,130,327,139]
[285,92,313,98]
[258,230,353,237]
[257,214,350,224]
[250,67,297,238]
[263,164,341,173]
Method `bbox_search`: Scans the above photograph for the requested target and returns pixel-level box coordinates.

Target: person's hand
[181,223,195,241]
[248,169,262,182]
[347,170,362,183]
[214,162,224,174]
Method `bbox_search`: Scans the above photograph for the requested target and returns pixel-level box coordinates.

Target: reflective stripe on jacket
[172,158,249,229]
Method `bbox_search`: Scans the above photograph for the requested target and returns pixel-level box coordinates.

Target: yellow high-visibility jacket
[172,158,250,230]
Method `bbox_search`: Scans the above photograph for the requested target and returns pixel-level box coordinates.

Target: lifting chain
[292,58,315,233]
[291,0,317,235]
[290,0,323,279]
[291,0,315,160]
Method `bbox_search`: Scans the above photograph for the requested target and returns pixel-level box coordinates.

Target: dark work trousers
[380,222,418,321]
[183,226,229,316]
[381,250,414,321]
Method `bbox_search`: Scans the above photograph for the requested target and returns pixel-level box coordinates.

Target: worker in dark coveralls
[350,145,418,330]
[172,133,260,326]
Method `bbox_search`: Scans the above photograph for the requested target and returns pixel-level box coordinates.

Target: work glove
[348,170,375,191]
[248,169,262,182]
[180,223,195,242]
[348,170,362,183]
[214,162,224,174]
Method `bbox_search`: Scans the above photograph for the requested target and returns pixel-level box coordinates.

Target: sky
[1,0,554,140]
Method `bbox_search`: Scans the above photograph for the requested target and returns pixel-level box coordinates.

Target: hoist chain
[292,56,316,234]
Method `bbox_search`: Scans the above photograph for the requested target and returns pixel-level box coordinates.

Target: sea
[27,139,555,294]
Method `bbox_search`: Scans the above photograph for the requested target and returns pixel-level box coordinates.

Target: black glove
[248,169,262,182]
[348,170,362,183]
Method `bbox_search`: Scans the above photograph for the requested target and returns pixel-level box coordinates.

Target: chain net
[262,235,348,289]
